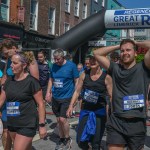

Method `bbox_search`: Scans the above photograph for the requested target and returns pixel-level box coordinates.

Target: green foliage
[136,54,144,63]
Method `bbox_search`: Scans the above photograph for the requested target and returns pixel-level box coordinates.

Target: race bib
[6,102,20,116]
[53,79,63,88]
[83,89,99,104]
[123,94,144,110]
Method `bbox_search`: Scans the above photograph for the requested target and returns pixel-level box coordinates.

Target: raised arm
[136,40,150,69]
[93,45,120,70]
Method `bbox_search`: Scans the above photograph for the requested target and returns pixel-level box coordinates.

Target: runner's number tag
[84,89,99,104]
[6,102,20,116]
[123,94,144,110]
[53,79,63,88]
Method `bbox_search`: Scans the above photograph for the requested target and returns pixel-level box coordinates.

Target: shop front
[0,22,24,46]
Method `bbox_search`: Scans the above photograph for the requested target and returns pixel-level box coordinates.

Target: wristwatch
[39,123,45,127]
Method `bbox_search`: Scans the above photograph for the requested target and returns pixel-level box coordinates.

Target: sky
[117,0,150,9]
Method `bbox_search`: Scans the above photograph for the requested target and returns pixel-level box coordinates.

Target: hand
[39,127,47,139]
[45,92,52,103]
[66,105,73,118]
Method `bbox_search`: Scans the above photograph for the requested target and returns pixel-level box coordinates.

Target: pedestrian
[84,57,90,70]
[37,50,51,98]
[77,63,84,76]
[0,38,39,150]
[93,39,150,150]
[0,51,47,150]
[45,48,79,150]
[67,52,112,150]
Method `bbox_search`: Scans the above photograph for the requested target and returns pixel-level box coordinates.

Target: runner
[45,48,79,150]
[37,50,50,98]
[0,38,39,150]
[0,51,47,150]
[67,52,112,150]
[93,39,150,150]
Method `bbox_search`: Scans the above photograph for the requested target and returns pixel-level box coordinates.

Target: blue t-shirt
[50,61,79,100]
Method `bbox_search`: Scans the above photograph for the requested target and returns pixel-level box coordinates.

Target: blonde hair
[15,51,35,66]
[23,51,35,65]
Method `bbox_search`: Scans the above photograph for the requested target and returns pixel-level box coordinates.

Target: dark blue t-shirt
[50,61,79,100]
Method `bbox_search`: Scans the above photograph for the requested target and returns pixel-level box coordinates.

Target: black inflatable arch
[50,8,106,50]
[50,7,150,50]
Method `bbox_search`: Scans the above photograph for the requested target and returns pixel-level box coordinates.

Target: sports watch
[39,123,45,127]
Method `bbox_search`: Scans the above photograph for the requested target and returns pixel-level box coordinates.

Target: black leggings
[77,115,106,150]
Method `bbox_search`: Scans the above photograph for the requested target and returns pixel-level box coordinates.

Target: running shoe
[55,139,65,150]
[63,137,72,150]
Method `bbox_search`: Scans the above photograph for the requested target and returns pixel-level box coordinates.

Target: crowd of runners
[0,38,150,150]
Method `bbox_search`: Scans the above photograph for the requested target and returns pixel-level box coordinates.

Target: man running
[93,39,150,150]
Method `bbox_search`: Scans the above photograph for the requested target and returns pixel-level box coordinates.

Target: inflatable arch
[50,8,150,50]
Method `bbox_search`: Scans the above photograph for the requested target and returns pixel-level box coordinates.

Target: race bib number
[53,79,63,88]
[84,89,99,104]
[123,94,144,110]
[6,102,20,116]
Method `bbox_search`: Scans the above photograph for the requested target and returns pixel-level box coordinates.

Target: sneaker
[63,137,72,150]
[55,139,65,150]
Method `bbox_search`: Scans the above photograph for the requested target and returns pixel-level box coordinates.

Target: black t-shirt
[82,70,107,111]
[109,61,149,118]
[38,62,50,87]
[3,75,41,127]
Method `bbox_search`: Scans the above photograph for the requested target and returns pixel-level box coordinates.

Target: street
[31,106,150,150]
[0,105,150,150]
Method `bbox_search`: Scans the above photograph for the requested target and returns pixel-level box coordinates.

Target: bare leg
[57,117,65,138]
[59,117,70,138]
[13,133,33,150]
[108,144,125,150]
[2,129,12,150]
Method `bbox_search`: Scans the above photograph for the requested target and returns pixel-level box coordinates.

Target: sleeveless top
[82,69,107,111]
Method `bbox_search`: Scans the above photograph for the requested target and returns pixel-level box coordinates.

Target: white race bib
[53,79,63,88]
[123,94,144,110]
[7,102,20,116]
[84,89,99,104]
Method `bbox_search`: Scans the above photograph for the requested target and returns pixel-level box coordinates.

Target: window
[64,23,70,33]
[65,0,70,13]
[102,0,105,7]
[0,0,9,21]
[74,0,80,16]
[30,0,38,30]
[48,7,55,35]
[82,3,87,19]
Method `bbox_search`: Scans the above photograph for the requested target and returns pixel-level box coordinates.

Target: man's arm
[45,78,53,102]
[93,45,120,70]
[136,40,150,69]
